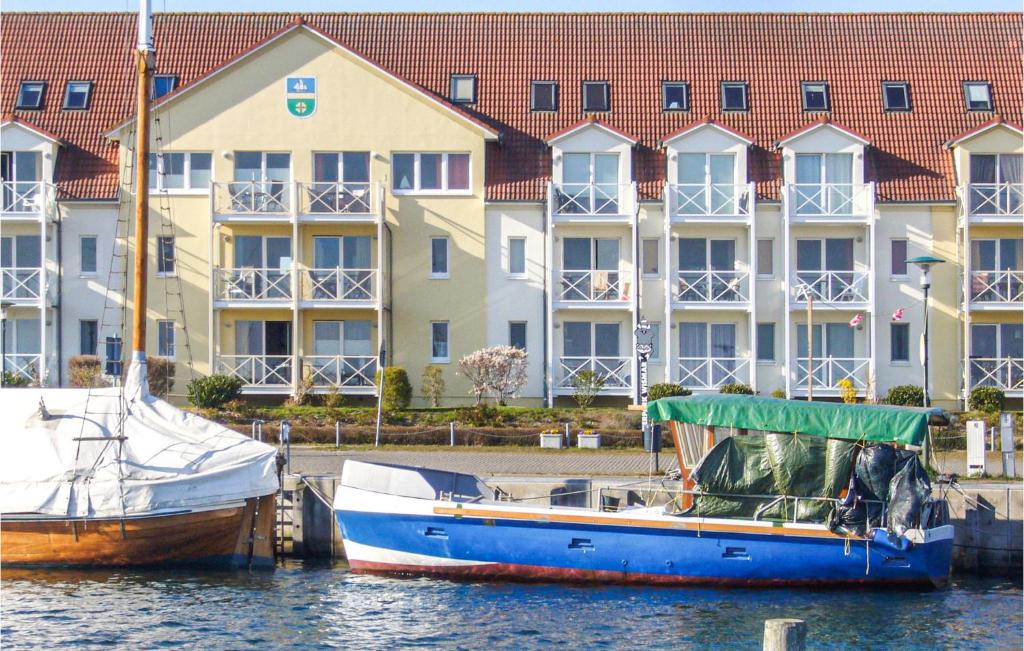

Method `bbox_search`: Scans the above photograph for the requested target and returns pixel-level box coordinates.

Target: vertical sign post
[374,344,387,448]
[634,319,657,468]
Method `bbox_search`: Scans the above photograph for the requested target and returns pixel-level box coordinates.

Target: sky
[2,0,1020,11]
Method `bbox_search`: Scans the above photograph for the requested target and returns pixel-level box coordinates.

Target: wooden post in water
[763,619,806,651]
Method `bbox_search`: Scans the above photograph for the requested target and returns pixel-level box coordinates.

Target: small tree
[421,365,446,407]
[458,352,489,405]
[186,375,243,408]
[69,355,106,388]
[374,367,412,411]
[884,384,924,407]
[719,383,754,395]
[648,383,691,401]
[458,346,529,405]
[572,369,605,411]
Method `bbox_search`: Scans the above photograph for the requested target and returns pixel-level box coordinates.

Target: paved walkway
[288,446,1022,480]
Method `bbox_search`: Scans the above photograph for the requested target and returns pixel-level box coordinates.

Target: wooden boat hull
[1,494,277,569]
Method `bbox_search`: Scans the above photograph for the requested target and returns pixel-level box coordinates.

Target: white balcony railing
[551,182,633,217]
[1,267,43,301]
[556,356,631,390]
[298,182,379,216]
[217,355,292,387]
[1,181,50,216]
[559,270,630,303]
[792,271,869,304]
[214,181,291,216]
[667,183,754,218]
[962,183,1024,219]
[302,269,377,303]
[970,358,1024,392]
[215,268,292,302]
[796,357,870,391]
[675,270,749,304]
[304,355,377,389]
[969,270,1024,304]
[677,357,749,389]
[2,353,42,382]
[785,182,873,219]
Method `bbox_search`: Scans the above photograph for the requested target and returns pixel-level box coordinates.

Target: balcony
[1,267,45,305]
[666,182,755,223]
[556,270,631,309]
[300,269,378,308]
[303,355,378,393]
[1,181,53,221]
[677,357,750,390]
[297,182,381,222]
[672,270,750,309]
[549,182,635,223]
[969,270,1023,309]
[791,271,869,307]
[213,181,292,222]
[969,358,1023,395]
[793,357,870,394]
[553,356,632,395]
[959,183,1023,224]
[214,268,293,308]
[783,182,874,223]
[216,355,292,392]
[2,353,42,383]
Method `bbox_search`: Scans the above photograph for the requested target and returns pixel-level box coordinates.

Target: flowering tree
[458,346,529,405]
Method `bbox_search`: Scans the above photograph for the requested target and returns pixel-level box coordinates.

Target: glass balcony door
[312,236,372,300]
[796,238,856,302]
[311,320,374,387]
[679,322,738,387]
[677,153,736,215]
[561,152,620,214]
[311,152,371,213]
[2,317,41,379]
[232,235,292,300]
[970,238,1023,302]
[678,238,737,302]
[969,153,1023,215]
[1,234,42,300]
[971,323,1024,389]
[233,320,292,386]
[797,323,855,386]
[562,237,620,301]
[562,321,625,387]
[795,153,854,215]
[232,151,291,213]
[1,151,42,212]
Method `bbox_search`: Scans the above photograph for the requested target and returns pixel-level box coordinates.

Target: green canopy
[647,394,946,446]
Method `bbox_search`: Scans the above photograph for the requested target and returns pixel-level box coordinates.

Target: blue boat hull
[335,507,954,588]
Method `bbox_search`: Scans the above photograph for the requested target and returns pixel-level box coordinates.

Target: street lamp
[907,256,945,408]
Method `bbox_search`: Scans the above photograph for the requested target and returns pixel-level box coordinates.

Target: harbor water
[2,561,1020,649]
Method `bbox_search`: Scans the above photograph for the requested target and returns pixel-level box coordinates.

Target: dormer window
[15,81,46,110]
[721,82,748,112]
[531,81,558,112]
[882,82,911,112]
[152,75,178,100]
[801,81,830,112]
[963,81,993,112]
[450,75,477,104]
[662,82,689,112]
[582,81,610,112]
[63,81,92,110]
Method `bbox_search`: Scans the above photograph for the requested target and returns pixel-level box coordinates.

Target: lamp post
[907,256,945,408]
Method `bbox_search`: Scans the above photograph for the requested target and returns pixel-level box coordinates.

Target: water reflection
[2,561,1020,650]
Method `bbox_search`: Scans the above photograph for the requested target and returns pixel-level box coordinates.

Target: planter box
[539,433,564,449]
[577,433,601,449]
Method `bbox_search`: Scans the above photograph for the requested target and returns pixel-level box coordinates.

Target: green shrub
[186,374,243,408]
[68,355,105,388]
[884,384,924,407]
[969,386,1004,413]
[571,370,605,411]
[719,383,754,395]
[770,389,786,399]
[146,356,175,397]
[374,367,412,411]
[459,404,503,427]
[648,383,691,401]
[1,371,30,388]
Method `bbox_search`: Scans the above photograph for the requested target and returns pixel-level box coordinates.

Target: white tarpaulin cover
[0,363,279,519]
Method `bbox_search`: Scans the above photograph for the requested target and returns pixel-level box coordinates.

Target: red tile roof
[773,118,871,147]
[2,114,65,144]
[545,118,639,145]
[2,12,1021,202]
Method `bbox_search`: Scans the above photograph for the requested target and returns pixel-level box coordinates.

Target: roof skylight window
[963,81,993,112]
[721,81,749,112]
[15,81,46,110]
[882,82,911,112]
[801,81,830,112]
[63,81,92,110]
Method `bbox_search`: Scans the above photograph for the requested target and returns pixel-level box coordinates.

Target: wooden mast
[132,0,153,364]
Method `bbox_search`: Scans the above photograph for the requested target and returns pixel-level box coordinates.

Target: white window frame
[531,81,558,112]
[149,152,213,194]
[881,81,911,112]
[509,321,528,351]
[720,81,749,112]
[233,151,292,183]
[800,81,830,112]
[62,81,93,110]
[641,238,661,278]
[430,236,450,279]
[756,238,774,279]
[507,236,527,278]
[582,81,610,112]
[450,74,477,104]
[391,152,472,196]
[157,236,176,277]
[890,322,911,365]
[890,238,910,280]
[649,322,662,364]
[15,81,46,110]
[661,81,689,112]
[431,321,450,363]
[80,235,98,276]
[963,81,993,112]
[157,320,176,359]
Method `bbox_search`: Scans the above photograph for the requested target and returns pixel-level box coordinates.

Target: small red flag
[892,308,904,322]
